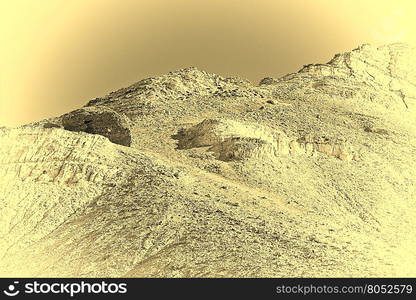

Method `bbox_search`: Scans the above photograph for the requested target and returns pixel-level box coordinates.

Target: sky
[1,0,415,126]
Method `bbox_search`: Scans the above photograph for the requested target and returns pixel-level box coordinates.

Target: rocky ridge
[1,43,415,277]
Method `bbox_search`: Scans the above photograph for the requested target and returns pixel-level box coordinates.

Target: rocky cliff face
[1,43,416,277]
[269,43,416,111]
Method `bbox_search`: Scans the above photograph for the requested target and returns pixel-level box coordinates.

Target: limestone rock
[0,127,141,274]
[174,119,355,161]
[271,43,416,110]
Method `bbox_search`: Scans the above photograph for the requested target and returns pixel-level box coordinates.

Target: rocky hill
[1,43,415,277]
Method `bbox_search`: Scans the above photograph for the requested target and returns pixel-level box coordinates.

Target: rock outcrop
[267,43,416,110]
[0,127,140,273]
[174,119,355,161]
[61,107,132,146]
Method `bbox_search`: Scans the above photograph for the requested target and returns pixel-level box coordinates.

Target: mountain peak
[86,67,268,107]
[85,43,416,112]
[265,43,416,110]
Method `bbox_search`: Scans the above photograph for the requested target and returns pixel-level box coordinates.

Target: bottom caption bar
[0,278,414,298]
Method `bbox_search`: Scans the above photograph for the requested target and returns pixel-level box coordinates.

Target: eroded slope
[1,43,416,277]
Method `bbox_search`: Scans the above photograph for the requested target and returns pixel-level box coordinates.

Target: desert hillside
[1,43,415,277]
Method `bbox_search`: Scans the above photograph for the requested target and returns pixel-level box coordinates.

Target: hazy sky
[1,0,415,126]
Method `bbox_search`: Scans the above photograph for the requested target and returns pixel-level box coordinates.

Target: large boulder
[61,107,132,146]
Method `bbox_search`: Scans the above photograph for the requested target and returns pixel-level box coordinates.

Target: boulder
[61,107,132,146]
